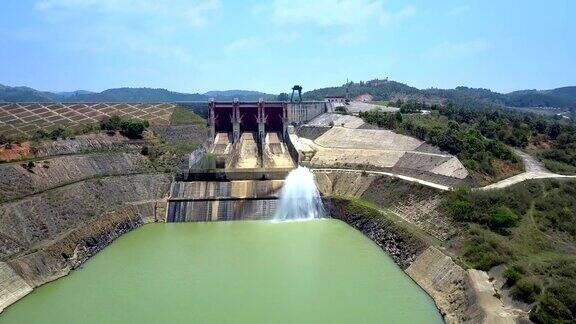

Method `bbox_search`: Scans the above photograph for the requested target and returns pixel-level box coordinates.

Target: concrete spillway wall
[167,199,278,222]
[166,180,283,222]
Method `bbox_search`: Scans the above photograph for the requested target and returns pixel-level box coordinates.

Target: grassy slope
[145,107,208,172]
[169,106,206,126]
[445,179,576,323]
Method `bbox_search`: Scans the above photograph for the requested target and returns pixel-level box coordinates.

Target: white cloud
[256,0,415,45]
[448,5,471,16]
[424,40,490,60]
[31,0,221,61]
[34,0,221,27]
[224,32,301,52]
[267,0,415,28]
[224,37,260,52]
[380,5,417,26]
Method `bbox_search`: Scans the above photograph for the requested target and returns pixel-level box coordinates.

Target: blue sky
[0,0,574,94]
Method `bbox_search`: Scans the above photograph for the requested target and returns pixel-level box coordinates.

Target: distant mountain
[67,87,207,102]
[1,82,574,109]
[303,79,576,110]
[55,90,94,98]
[0,85,274,103]
[504,87,576,108]
[0,84,60,102]
[203,90,275,101]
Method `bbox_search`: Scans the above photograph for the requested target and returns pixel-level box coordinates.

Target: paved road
[311,168,451,191]
[480,149,576,190]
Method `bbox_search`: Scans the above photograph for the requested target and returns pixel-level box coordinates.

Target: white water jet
[274,166,326,221]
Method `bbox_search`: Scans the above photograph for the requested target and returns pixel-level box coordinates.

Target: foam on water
[274,166,326,221]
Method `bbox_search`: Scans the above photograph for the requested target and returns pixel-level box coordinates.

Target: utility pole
[345,78,349,103]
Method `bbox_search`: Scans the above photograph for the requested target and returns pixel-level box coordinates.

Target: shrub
[512,277,541,303]
[531,293,573,323]
[22,161,35,172]
[100,115,149,139]
[530,282,576,323]
[489,207,519,229]
[463,244,505,270]
[334,106,347,114]
[49,127,71,140]
[32,129,49,141]
[120,119,149,139]
[199,153,217,170]
[100,115,123,132]
[461,229,510,271]
[503,266,524,286]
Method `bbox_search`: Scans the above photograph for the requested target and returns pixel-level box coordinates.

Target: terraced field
[0,103,175,138]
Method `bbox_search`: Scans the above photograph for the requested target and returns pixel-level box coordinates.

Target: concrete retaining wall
[287,102,326,124]
[167,199,278,222]
[0,262,32,313]
[407,247,481,323]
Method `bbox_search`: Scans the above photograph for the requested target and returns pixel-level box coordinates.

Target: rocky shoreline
[0,203,161,313]
[323,197,487,324]
[324,198,427,269]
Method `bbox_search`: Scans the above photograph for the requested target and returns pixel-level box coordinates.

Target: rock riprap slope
[0,173,171,307]
[0,153,154,201]
[295,121,469,186]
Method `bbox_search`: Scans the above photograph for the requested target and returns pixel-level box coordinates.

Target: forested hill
[302,80,419,101]
[303,80,576,110]
[2,81,575,109]
[0,85,275,103]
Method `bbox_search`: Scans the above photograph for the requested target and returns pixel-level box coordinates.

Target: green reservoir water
[0,219,442,324]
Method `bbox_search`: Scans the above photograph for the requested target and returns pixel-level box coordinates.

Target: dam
[0,100,459,323]
[167,99,326,222]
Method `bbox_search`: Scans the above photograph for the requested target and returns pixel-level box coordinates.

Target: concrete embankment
[407,247,482,323]
[0,263,32,313]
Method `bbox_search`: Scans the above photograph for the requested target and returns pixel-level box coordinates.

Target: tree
[100,115,123,132]
[120,119,149,139]
[277,93,289,101]
[49,127,71,140]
